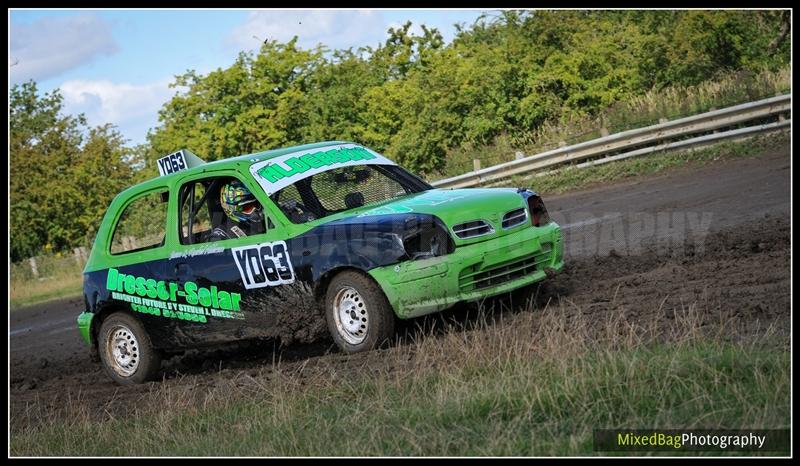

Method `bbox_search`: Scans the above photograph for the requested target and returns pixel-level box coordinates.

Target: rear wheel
[98,312,161,385]
[325,271,395,353]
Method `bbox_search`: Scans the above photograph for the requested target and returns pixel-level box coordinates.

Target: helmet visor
[240,201,258,216]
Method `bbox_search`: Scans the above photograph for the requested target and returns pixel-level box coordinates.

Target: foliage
[147,11,789,176]
[10,10,791,259]
[9,82,138,261]
[436,66,789,179]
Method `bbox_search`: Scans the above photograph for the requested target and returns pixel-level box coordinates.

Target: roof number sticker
[157,150,188,176]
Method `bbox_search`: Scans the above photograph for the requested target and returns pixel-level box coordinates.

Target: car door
[166,169,296,348]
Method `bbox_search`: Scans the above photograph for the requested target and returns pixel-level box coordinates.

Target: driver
[208,180,265,241]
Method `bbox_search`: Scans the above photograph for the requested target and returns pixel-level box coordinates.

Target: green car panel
[371,222,563,318]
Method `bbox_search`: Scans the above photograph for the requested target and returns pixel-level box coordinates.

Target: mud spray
[247,281,328,345]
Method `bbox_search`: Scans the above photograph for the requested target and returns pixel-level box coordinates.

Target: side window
[110,191,168,255]
[179,176,268,244]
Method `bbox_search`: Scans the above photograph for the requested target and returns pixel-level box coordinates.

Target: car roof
[117,140,351,198]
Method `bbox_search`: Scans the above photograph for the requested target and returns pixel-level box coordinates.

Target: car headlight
[402,219,454,260]
[527,194,551,227]
[517,188,551,227]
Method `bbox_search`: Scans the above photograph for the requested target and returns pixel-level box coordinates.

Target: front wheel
[325,271,395,353]
[98,312,162,385]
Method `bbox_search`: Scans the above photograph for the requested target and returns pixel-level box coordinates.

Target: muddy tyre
[98,312,161,385]
[325,271,395,353]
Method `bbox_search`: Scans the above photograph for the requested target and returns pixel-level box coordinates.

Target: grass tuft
[10,296,789,456]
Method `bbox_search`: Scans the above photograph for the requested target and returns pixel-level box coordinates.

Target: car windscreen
[270,164,431,224]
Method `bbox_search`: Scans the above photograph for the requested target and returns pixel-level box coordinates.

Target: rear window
[110,190,168,254]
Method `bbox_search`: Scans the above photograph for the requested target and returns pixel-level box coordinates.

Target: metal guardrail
[431,94,791,189]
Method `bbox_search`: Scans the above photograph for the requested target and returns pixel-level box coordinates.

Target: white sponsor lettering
[157,150,189,176]
[231,240,295,290]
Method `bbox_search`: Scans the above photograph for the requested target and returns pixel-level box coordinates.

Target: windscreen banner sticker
[106,268,244,323]
[232,240,295,290]
[250,144,397,194]
[157,150,188,176]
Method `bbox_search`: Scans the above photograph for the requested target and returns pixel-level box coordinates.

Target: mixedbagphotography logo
[593,429,791,452]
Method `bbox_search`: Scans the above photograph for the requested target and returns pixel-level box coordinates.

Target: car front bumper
[369,222,564,319]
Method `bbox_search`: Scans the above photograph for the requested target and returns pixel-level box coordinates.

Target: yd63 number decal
[232,240,295,289]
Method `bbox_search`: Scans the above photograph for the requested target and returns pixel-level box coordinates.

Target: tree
[147,39,325,170]
[10,82,136,261]
[145,10,789,176]
[11,11,791,259]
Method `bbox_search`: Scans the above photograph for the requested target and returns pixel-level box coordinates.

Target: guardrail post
[473,159,481,172]
[74,247,87,266]
[600,127,609,137]
[558,141,567,148]
[658,117,668,124]
[779,113,786,122]
[29,257,38,279]
[515,151,525,160]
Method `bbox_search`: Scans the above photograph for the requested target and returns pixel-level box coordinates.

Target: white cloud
[227,10,388,52]
[60,79,177,145]
[10,14,119,83]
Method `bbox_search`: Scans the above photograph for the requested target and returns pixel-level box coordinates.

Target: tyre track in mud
[9,143,790,422]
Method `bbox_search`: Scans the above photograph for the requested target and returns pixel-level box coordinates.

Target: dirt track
[9,143,791,423]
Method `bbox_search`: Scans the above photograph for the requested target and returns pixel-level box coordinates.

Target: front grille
[502,208,527,229]
[452,220,494,239]
[459,243,553,291]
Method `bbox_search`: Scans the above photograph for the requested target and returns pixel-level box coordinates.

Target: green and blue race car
[77,141,564,384]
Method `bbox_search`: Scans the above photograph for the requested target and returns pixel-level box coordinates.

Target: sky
[9,9,488,147]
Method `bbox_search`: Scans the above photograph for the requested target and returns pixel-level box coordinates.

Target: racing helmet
[220,180,262,223]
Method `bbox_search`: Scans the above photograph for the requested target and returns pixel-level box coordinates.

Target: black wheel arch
[89,303,144,349]
[314,265,378,303]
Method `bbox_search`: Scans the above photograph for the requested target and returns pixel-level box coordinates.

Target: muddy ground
[9,143,791,426]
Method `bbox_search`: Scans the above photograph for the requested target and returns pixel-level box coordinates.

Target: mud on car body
[77,141,564,384]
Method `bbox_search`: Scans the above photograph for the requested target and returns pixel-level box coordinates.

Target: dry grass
[10,255,85,309]
[10,294,789,456]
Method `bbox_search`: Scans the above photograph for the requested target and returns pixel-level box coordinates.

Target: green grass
[10,343,789,456]
[11,304,790,456]
[10,244,87,311]
[10,283,83,311]
[10,272,83,311]
[515,67,790,156]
